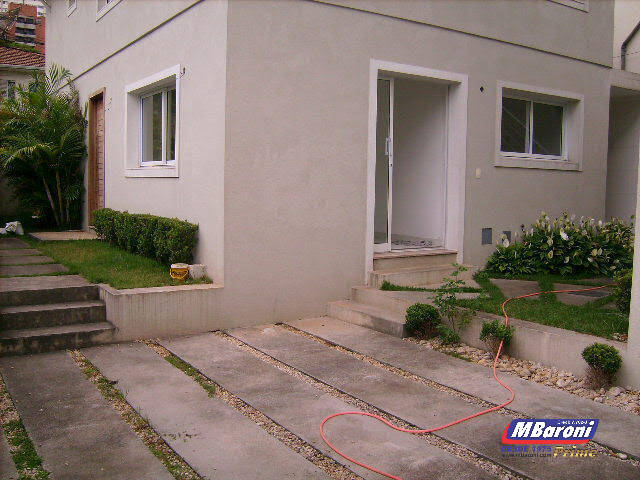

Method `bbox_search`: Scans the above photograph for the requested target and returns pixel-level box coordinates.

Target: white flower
[588,257,593,262]
[564,256,570,263]
[547,237,553,246]
[502,238,510,248]
[598,220,603,227]
[560,230,569,241]
[547,250,554,259]
[591,249,598,257]
[598,248,603,255]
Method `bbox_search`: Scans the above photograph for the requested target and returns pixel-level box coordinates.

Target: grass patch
[70,350,202,480]
[456,272,628,340]
[0,374,50,479]
[24,238,211,289]
[380,280,481,293]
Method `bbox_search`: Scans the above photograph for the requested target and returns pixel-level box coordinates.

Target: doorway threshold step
[327,300,406,338]
[369,264,477,288]
[373,249,457,270]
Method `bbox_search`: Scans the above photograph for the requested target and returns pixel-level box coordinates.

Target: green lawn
[25,238,211,290]
[455,273,628,340]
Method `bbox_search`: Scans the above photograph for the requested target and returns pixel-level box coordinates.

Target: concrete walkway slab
[490,278,541,300]
[0,352,172,480]
[0,427,18,480]
[554,283,611,306]
[0,238,29,249]
[0,248,40,257]
[162,333,496,480]
[0,255,54,266]
[0,263,67,276]
[230,325,639,480]
[85,343,329,480]
[289,317,640,458]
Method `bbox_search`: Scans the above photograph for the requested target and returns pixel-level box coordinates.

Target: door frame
[365,60,469,281]
[374,76,394,253]
[88,88,106,225]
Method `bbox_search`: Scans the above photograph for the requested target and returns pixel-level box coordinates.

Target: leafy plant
[612,270,632,314]
[581,343,623,388]
[437,325,460,345]
[480,319,514,353]
[0,64,86,229]
[432,264,474,339]
[486,212,634,277]
[93,208,198,265]
[404,303,441,337]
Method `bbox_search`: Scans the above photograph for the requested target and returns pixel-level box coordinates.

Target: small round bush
[582,343,622,375]
[480,319,514,353]
[405,303,441,337]
[582,343,622,388]
[613,270,632,314]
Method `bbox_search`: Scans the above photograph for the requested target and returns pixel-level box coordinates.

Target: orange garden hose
[319,284,610,480]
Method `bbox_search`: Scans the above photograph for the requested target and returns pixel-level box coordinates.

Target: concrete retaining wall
[463,312,633,388]
[99,283,224,341]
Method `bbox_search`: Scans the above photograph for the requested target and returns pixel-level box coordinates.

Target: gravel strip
[221,330,528,480]
[144,340,364,480]
[409,337,640,416]
[69,350,202,480]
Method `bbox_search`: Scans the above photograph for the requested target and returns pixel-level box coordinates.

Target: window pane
[501,97,529,153]
[165,88,176,161]
[532,102,563,156]
[142,92,163,163]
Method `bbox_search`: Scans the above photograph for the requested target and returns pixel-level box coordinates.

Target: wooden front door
[88,91,105,223]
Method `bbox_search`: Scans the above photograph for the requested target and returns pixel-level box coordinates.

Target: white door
[374,78,393,253]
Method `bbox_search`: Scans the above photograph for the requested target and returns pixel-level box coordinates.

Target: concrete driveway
[1,318,639,480]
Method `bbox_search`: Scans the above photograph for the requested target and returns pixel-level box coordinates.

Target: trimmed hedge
[93,208,198,265]
[613,270,632,314]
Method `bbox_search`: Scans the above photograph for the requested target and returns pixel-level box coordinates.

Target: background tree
[0,64,86,229]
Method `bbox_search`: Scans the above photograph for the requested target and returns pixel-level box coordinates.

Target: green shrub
[613,270,632,314]
[485,212,634,277]
[581,343,622,375]
[92,208,198,265]
[405,303,441,337]
[437,325,460,345]
[480,319,514,353]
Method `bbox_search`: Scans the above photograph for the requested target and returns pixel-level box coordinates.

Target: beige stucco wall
[613,0,640,71]
[606,95,640,220]
[47,0,615,329]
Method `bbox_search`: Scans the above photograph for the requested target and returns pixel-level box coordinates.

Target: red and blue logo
[502,419,598,444]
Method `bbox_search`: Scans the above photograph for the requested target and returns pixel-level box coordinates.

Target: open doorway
[374,76,447,251]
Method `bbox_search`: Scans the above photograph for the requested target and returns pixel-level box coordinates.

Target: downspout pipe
[621,19,640,70]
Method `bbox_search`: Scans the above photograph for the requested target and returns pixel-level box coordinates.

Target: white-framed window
[124,65,180,178]
[495,81,583,171]
[140,87,177,166]
[96,0,121,20]
[500,96,564,160]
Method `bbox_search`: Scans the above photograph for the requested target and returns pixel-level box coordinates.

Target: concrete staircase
[328,249,477,338]
[0,275,115,356]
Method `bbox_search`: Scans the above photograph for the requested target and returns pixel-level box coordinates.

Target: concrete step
[1,301,106,330]
[326,299,406,337]
[351,285,421,314]
[369,263,477,288]
[0,255,54,266]
[373,249,457,270]
[0,263,67,276]
[0,275,97,306]
[0,248,40,256]
[0,322,115,356]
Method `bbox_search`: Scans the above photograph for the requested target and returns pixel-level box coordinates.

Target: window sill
[494,155,580,171]
[125,166,178,178]
[547,0,588,12]
[96,0,122,21]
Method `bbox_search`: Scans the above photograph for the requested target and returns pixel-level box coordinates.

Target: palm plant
[0,64,86,229]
